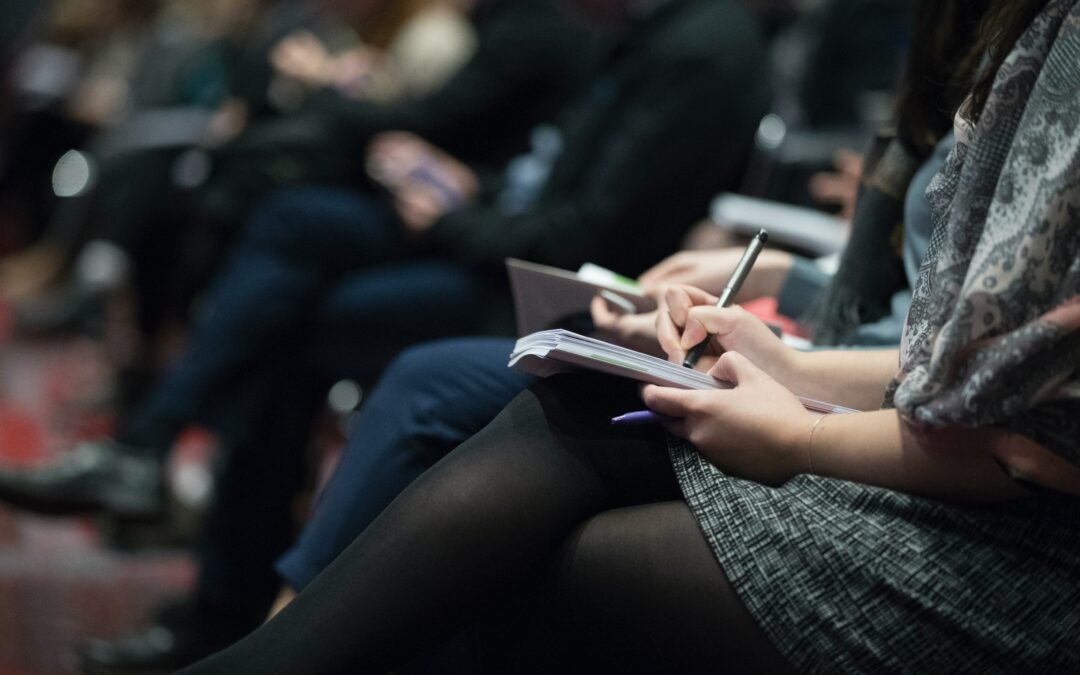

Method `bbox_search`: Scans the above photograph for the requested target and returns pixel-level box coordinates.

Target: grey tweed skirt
[668,438,1080,674]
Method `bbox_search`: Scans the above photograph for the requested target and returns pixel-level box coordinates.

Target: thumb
[707,351,764,386]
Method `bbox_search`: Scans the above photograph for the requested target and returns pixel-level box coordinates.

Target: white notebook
[509,329,856,415]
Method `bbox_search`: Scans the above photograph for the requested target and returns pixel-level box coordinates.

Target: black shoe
[78,601,255,674]
[0,439,164,520]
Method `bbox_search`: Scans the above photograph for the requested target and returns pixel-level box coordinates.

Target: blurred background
[0,0,912,672]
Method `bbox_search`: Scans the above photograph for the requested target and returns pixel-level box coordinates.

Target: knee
[362,340,483,439]
[243,188,322,252]
[382,338,514,399]
[383,341,457,383]
[552,502,700,595]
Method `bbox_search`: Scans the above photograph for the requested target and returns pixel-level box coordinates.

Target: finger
[834,148,864,176]
[708,351,766,386]
[808,173,851,204]
[664,285,718,329]
[678,305,749,351]
[590,294,618,328]
[641,385,702,418]
[655,310,685,364]
[294,30,322,49]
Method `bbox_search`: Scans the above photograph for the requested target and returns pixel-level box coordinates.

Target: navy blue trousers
[276,337,535,590]
[120,187,487,624]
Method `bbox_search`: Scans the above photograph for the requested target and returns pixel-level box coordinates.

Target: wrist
[773,343,810,393]
[778,411,818,482]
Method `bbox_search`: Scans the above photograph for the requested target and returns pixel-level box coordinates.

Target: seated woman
[185,0,1080,672]
[269,0,963,604]
[271,127,954,604]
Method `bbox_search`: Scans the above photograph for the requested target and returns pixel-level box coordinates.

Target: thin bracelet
[806,413,831,475]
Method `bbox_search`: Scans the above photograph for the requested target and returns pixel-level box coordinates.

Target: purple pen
[611,410,678,426]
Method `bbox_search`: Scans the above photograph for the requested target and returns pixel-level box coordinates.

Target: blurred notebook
[506,259,656,336]
[710,193,849,256]
[509,329,855,415]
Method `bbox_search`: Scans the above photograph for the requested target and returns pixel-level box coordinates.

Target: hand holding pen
[617,230,774,424]
[682,229,768,368]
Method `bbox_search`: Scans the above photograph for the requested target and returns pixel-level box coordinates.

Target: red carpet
[0,327,196,675]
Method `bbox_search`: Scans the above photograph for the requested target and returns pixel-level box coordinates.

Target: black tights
[180,375,794,674]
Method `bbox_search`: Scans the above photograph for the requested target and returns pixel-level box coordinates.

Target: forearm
[806,410,1029,503]
[784,349,899,411]
[731,250,794,302]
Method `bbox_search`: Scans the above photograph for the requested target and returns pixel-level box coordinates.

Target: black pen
[682,229,769,368]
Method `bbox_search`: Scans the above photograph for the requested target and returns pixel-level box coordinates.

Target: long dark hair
[807,0,1053,345]
[960,0,1053,121]
[893,1,990,157]
[893,0,1052,158]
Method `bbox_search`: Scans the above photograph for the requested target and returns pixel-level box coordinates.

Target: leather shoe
[0,440,164,520]
[78,601,255,674]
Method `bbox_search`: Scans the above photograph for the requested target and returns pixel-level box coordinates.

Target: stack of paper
[510,329,855,415]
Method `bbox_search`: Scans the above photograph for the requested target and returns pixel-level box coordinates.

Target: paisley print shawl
[888,0,1080,466]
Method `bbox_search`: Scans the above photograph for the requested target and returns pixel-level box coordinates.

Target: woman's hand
[642,352,814,486]
[638,248,792,300]
[656,285,801,386]
[272,31,335,88]
[589,296,664,357]
[366,133,478,233]
[808,149,863,221]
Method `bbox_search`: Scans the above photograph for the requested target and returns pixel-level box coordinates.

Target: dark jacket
[312,0,598,169]
[430,0,772,276]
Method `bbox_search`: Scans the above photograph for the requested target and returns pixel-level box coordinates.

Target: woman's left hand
[642,351,815,486]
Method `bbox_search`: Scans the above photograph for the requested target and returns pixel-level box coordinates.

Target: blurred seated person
[0,0,568,380]
[269,129,954,613]
[179,2,1080,669]
[0,0,164,250]
[272,0,477,103]
[266,0,972,610]
[0,0,320,299]
[1,0,771,670]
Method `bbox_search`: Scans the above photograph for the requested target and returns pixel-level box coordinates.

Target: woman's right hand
[656,285,802,387]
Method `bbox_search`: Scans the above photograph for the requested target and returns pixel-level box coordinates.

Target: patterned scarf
[886,0,1080,469]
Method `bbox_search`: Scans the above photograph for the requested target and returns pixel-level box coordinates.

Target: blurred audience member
[273,0,476,103]
[0,0,771,671]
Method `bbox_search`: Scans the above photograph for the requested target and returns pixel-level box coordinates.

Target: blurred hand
[656,285,799,386]
[640,249,752,295]
[394,181,450,233]
[69,78,128,126]
[367,133,478,233]
[808,148,863,220]
[589,296,663,357]
[208,98,249,141]
[271,31,334,88]
[641,352,813,486]
[639,248,792,301]
[331,48,381,98]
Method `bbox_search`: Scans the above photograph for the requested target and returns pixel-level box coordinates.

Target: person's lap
[179,373,793,674]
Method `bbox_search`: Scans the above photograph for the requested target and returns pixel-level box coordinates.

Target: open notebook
[509,329,856,415]
[506,259,656,336]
